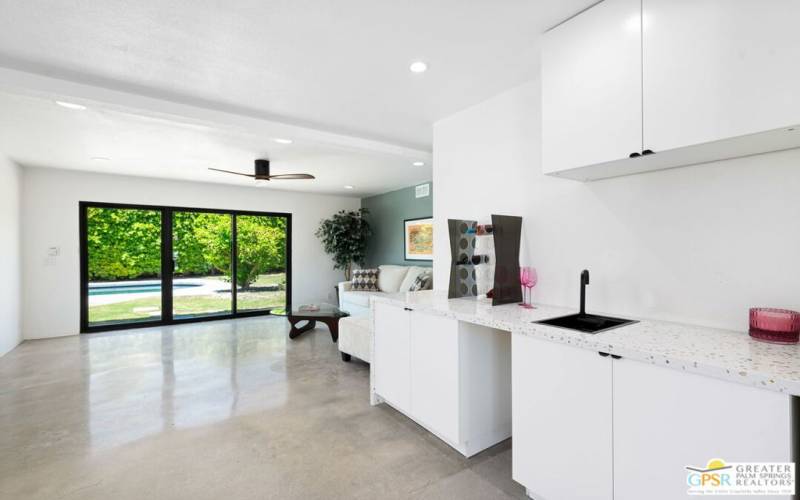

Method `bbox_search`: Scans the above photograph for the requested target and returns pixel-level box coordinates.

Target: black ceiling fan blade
[208,167,256,178]
[268,173,316,180]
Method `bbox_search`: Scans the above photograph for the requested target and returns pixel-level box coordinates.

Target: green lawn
[89,273,286,324]
[205,272,285,288]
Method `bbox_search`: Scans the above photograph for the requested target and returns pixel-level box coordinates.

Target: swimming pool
[89,283,201,296]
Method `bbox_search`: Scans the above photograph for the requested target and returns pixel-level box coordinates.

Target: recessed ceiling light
[412,161,425,167]
[91,156,111,161]
[273,138,293,144]
[409,61,428,73]
[55,100,87,110]
[343,185,354,190]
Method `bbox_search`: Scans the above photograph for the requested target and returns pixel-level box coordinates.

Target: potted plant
[315,208,372,280]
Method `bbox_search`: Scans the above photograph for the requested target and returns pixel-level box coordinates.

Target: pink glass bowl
[749,308,800,344]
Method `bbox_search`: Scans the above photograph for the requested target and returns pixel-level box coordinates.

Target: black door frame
[79,201,292,333]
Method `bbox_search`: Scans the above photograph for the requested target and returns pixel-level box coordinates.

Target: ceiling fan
[209,159,315,181]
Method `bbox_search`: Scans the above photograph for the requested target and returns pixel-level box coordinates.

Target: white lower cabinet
[512,334,613,500]
[372,303,511,457]
[613,357,792,500]
[373,302,411,412]
[512,334,793,500]
[410,310,460,444]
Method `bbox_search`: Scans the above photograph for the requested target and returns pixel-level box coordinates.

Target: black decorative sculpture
[490,214,522,306]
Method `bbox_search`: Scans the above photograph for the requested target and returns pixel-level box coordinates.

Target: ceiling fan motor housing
[255,159,270,178]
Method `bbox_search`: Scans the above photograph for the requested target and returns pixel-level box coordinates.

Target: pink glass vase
[749,308,800,344]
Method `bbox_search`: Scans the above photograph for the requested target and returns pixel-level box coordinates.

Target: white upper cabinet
[643,0,800,152]
[543,0,800,180]
[542,0,642,174]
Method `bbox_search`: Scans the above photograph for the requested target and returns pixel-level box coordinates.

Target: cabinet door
[542,0,642,174]
[409,311,460,444]
[643,0,800,152]
[512,335,613,500]
[614,358,792,500]
[373,302,411,413]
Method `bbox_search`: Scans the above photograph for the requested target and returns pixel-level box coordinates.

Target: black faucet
[580,270,590,315]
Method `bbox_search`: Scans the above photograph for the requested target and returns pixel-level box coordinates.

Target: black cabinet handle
[629,152,640,158]
[611,354,622,360]
[598,351,610,357]
[642,149,655,155]
[403,307,413,311]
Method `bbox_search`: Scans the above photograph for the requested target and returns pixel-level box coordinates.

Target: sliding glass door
[235,215,288,315]
[80,202,291,333]
[84,205,164,328]
[172,211,233,319]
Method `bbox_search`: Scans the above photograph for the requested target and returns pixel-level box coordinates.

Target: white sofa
[338,264,430,317]
[338,316,371,362]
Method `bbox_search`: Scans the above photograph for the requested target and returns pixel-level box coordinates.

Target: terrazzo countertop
[371,290,800,396]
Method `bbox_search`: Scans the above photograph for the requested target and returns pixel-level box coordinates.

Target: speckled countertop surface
[371,290,800,396]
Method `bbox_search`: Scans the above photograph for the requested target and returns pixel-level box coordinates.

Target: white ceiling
[0,88,431,197]
[0,1,595,195]
[0,0,594,149]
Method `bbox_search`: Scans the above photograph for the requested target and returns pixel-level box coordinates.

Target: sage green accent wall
[361,182,433,267]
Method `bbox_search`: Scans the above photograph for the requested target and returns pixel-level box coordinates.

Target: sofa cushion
[398,266,429,292]
[377,265,410,292]
[409,269,433,291]
[351,268,380,291]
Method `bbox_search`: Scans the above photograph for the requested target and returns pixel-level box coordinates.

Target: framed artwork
[404,217,433,261]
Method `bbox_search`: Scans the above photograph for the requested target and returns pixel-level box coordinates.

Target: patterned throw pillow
[351,268,380,291]
[408,270,433,291]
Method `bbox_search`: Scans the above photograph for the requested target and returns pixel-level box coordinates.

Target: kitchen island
[370,290,797,500]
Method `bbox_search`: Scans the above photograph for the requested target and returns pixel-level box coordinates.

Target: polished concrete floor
[0,317,525,500]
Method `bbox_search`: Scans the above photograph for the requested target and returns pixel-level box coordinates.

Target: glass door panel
[86,206,162,327]
[172,211,233,319]
[235,215,288,314]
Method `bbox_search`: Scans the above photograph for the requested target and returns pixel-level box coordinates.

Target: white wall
[0,156,22,355]
[21,167,360,339]
[433,80,800,332]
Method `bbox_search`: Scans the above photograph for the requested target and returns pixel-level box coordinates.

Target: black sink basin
[535,313,637,334]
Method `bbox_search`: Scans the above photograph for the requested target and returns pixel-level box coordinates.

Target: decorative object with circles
[447,215,522,306]
[447,219,478,298]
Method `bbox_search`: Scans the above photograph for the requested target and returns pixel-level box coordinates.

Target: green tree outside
[87,207,286,288]
[236,216,286,290]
